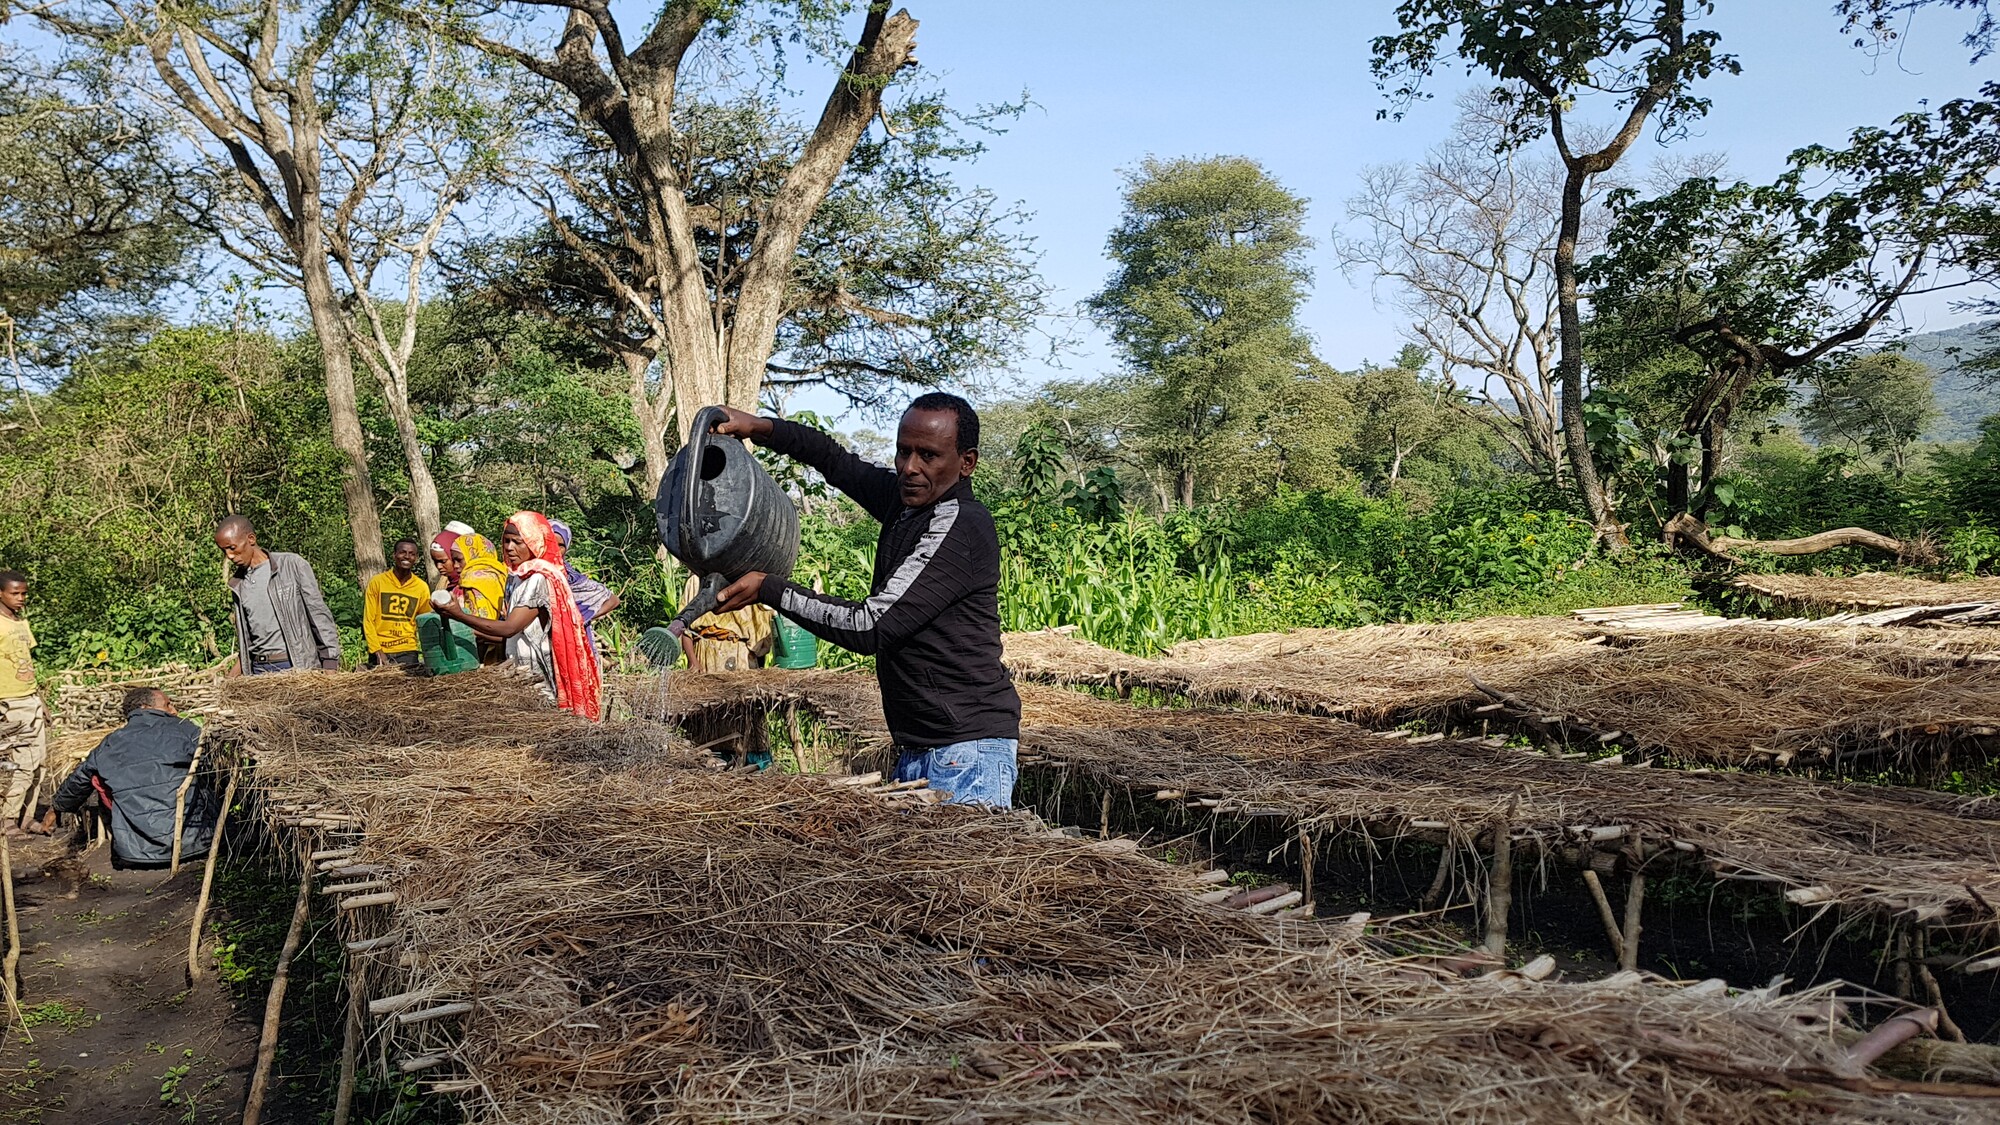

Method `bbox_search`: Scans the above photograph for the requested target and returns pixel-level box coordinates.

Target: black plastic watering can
[655,405,801,637]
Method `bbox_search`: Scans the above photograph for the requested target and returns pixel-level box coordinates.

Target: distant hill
[1878,320,2000,443]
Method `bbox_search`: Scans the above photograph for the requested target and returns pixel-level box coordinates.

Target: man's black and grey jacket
[755,419,1022,749]
[53,708,216,870]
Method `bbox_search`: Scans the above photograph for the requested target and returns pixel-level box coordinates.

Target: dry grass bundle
[1736,574,2000,613]
[1005,621,1608,724]
[1451,630,2000,769]
[209,671,1996,1123]
[1006,624,2000,769]
[51,658,229,730]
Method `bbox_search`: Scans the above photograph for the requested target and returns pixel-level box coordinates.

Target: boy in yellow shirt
[363,540,430,670]
[0,570,46,830]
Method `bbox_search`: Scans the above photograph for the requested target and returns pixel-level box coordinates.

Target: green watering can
[417,612,481,674]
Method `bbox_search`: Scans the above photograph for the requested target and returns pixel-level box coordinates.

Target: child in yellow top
[363,539,430,670]
[0,569,46,829]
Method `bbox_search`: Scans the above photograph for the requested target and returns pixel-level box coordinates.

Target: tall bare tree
[1373,0,1739,548]
[325,18,512,552]
[30,0,391,576]
[1339,96,1575,482]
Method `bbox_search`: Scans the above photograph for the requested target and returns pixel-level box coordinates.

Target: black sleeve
[51,754,97,814]
[758,498,983,656]
[761,418,901,524]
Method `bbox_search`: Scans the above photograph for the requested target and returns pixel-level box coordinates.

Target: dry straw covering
[654,669,2000,937]
[1003,624,2000,769]
[213,670,1998,1123]
[1735,574,2000,613]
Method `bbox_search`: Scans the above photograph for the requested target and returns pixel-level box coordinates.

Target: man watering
[709,393,1022,807]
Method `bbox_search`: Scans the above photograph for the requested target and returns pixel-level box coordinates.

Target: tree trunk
[382,390,442,552]
[1663,513,1920,564]
[1554,169,1627,549]
[300,257,386,582]
[1176,466,1195,510]
[625,349,674,498]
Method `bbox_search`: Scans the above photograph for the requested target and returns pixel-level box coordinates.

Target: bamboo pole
[1581,869,1626,963]
[186,761,240,984]
[243,858,313,1125]
[167,739,206,876]
[1483,825,1512,958]
[1,831,19,1007]
[1618,872,1647,973]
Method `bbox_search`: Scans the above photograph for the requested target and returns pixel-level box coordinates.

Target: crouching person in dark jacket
[45,688,214,870]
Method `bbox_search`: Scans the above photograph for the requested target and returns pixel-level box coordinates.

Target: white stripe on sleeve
[782,501,960,634]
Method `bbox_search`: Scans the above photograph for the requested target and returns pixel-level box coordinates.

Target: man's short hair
[216,514,255,538]
[906,392,980,453]
[121,687,169,717]
[0,570,26,590]
[394,538,421,552]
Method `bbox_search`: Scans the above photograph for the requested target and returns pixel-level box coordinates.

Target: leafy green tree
[445,0,970,479]
[1350,350,1453,485]
[1372,0,1739,546]
[461,89,1045,490]
[0,326,355,667]
[1087,156,1314,509]
[1585,87,2000,517]
[0,51,196,378]
[1799,353,1938,474]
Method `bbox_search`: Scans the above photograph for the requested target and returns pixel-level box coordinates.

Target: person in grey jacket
[44,688,215,870]
[214,516,342,674]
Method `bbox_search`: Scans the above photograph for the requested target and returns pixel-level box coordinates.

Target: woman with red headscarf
[431,511,601,720]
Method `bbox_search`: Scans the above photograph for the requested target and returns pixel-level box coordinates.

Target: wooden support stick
[1420,839,1454,910]
[1099,789,1113,840]
[344,934,400,953]
[1484,825,1513,958]
[243,859,313,1125]
[1618,872,1647,973]
[331,954,362,1125]
[339,891,398,910]
[167,739,205,876]
[1916,951,1967,1043]
[783,703,806,775]
[1298,828,1314,907]
[186,761,240,984]
[397,1001,474,1026]
[1,831,19,1008]
[1581,869,1627,963]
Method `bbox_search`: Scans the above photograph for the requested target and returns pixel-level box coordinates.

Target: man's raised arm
[711,407,901,524]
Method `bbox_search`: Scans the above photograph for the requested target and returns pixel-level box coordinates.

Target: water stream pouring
[656,405,801,637]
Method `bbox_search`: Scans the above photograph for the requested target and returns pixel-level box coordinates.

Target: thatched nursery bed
[199,668,2000,1122]
[1001,621,2000,771]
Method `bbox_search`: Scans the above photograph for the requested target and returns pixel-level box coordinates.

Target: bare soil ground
[0,834,258,1125]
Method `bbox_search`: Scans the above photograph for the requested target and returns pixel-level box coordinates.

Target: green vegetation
[0,3,1994,676]
[19,1002,94,1032]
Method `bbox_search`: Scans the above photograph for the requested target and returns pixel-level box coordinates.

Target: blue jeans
[894,738,1017,808]
[249,658,293,676]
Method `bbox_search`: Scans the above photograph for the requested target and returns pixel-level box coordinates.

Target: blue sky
[776,0,1993,417]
